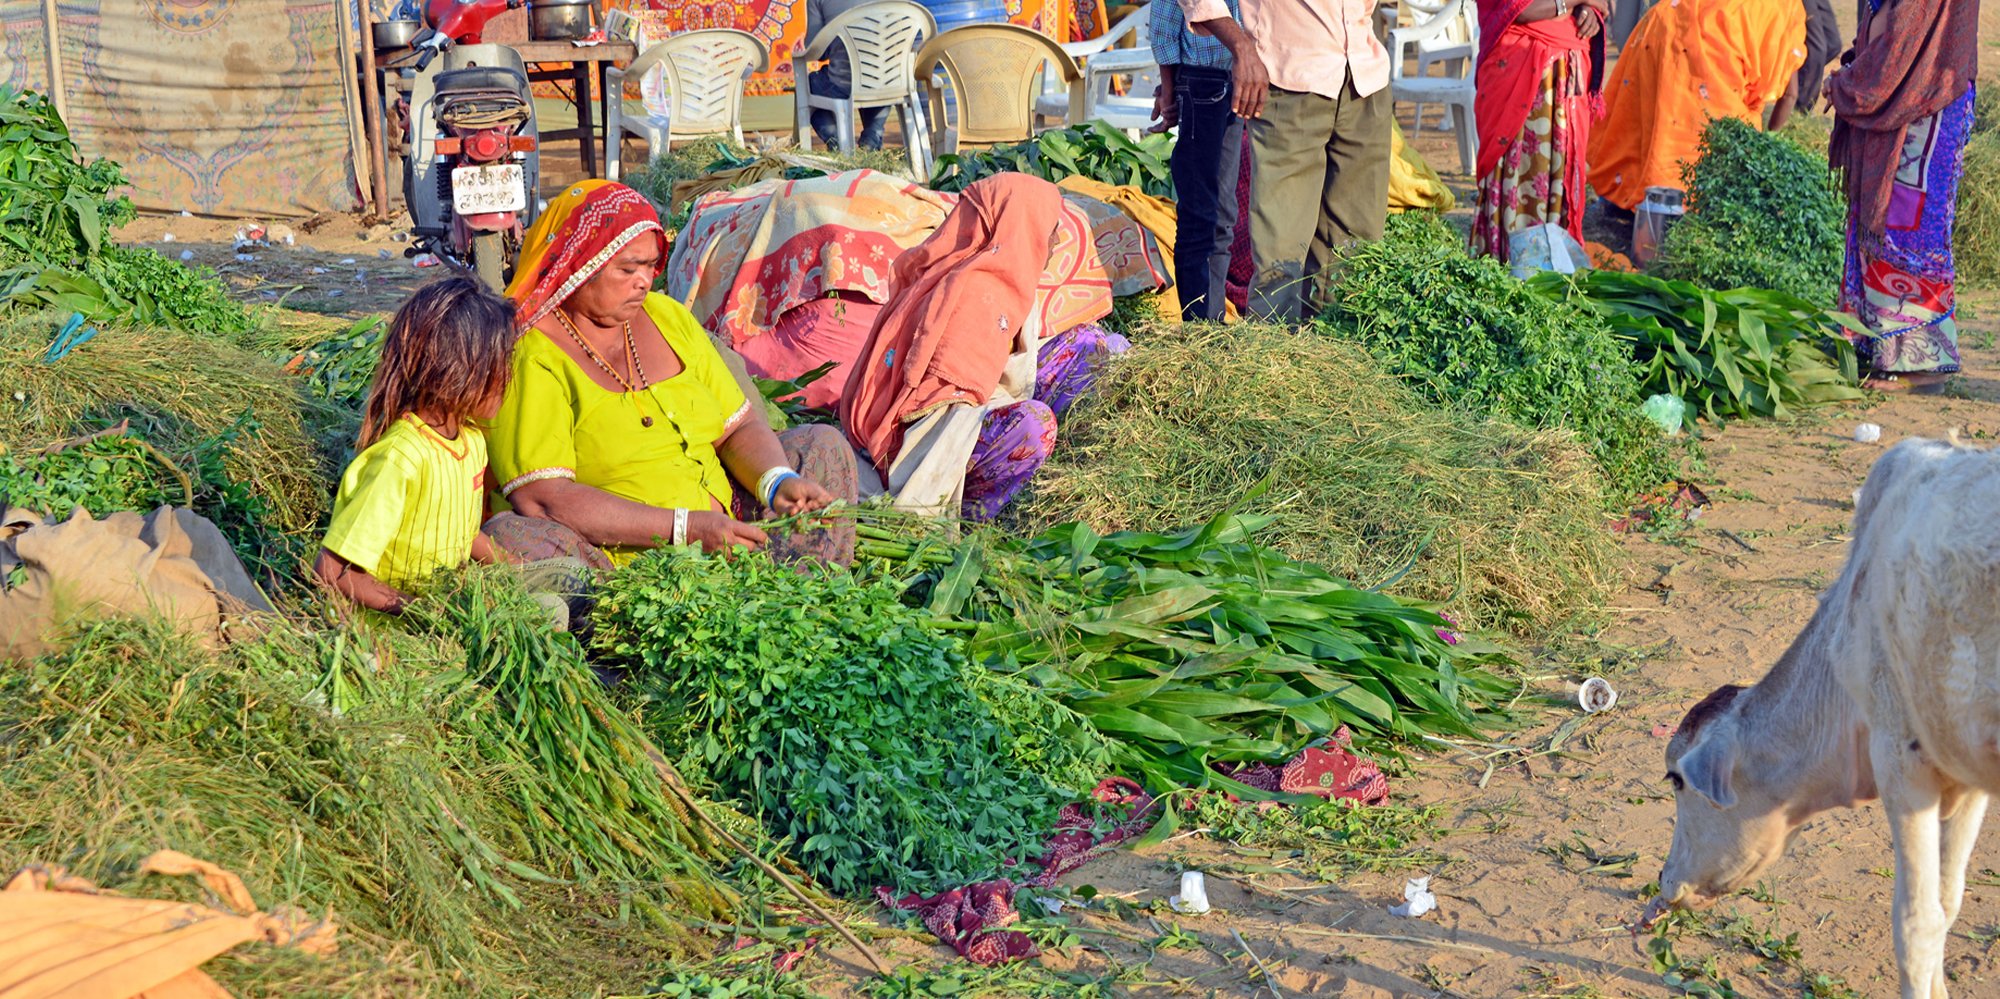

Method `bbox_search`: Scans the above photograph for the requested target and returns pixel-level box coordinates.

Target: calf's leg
[1873,730,1952,999]
[1940,788,1989,930]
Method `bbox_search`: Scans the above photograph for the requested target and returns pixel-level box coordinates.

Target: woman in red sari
[1470,0,1610,260]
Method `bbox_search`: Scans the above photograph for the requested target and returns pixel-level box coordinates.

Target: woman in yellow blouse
[483,181,859,566]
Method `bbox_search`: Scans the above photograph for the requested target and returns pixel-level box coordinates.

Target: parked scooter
[401,0,540,290]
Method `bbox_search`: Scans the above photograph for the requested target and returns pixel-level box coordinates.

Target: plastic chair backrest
[808,0,936,104]
[1390,0,1475,74]
[659,29,769,137]
[917,24,1081,147]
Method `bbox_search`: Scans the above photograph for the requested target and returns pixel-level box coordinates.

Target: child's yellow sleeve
[322,446,417,577]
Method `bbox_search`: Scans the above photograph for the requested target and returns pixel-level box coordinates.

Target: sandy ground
[108,14,2000,989]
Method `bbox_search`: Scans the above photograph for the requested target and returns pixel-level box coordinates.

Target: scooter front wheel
[470,231,507,293]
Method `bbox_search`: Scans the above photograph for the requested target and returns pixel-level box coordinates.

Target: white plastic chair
[793,0,935,175]
[604,28,768,181]
[1388,0,1477,174]
[1036,3,1156,132]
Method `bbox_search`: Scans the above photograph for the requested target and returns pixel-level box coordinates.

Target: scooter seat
[434,66,525,97]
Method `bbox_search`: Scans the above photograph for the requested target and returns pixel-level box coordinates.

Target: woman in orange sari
[1587,0,1808,220]
[1470,0,1610,259]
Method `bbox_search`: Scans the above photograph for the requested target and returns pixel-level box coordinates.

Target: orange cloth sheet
[1585,0,1808,211]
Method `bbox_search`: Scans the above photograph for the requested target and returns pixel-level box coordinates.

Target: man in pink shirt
[1179,0,1393,319]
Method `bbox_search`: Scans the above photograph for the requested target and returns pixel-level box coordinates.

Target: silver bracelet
[757,465,798,508]
[672,508,689,547]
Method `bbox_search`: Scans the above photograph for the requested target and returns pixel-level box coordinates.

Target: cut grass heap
[1022,321,1619,636]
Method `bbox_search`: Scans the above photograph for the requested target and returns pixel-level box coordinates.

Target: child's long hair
[359,277,517,448]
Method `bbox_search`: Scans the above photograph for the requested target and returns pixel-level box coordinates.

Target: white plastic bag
[1508,223,1591,279]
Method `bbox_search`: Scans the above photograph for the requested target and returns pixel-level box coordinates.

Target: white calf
[1643,437,2000,999]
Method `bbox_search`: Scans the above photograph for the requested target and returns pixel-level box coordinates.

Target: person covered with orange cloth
[840,174,1128,521]
[1586,0,1809,223]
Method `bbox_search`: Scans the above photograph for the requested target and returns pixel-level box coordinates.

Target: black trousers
[1169,66,1237,322]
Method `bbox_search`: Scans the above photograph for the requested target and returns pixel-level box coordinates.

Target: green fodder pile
[1022,322,1620,635]
[0,575,793,994]
[1320,219,1678,498]
[0,312,341,576]
[1655,116,1846,303]
[1955,91,2000,290]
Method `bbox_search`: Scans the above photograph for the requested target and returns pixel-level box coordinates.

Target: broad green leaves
[930,121,1176,198]
[1531,270,1863,429]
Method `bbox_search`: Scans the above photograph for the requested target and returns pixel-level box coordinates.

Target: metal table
[513,39,638,179]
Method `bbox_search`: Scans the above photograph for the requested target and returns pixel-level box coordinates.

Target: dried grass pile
[1021,322,1620,635]
[1955,89,2000,290]
[0,311,343,573]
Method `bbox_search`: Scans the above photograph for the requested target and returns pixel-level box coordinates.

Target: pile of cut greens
[0,87,254,333]
[1530,270,1863,429]
[593,548,1072,897]
[929,121,1175,198]
[856,499,1514,797]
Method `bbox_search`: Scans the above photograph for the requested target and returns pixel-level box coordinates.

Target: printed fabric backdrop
[0,0,362,217]
[606,0,1079,97]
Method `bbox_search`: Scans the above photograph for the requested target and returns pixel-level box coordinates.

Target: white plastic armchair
[1388,0,1477,173]
[604,28,768,181]
[1036,3,1156,131]
[793,0,936,174]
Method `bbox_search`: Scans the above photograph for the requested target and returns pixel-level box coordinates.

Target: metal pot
[527,0,593,40]
[372,19,421,50]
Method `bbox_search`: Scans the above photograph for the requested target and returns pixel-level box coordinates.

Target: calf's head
[1642,684,1800,926]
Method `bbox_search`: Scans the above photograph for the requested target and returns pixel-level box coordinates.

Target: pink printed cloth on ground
[878,778,1157,965]
[1213,726,1391,804]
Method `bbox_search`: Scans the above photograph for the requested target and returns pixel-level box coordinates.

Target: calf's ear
[1679,733,1738,809]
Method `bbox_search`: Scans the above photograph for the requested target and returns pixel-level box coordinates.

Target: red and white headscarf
[504,180,668,329]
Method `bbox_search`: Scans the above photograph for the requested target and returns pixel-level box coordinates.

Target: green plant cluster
[1531,270,1862,428]
[0,418,289,576]
[1954,90,2000,290]
[1320,226,1677,497]
[858,502,1513,798]
[930,121,1174,198]
[1654,117,1845,304]
[0,87,253,333]
[592,548,1072,896]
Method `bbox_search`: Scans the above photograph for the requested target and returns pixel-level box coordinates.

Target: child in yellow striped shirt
[316,277,516,614]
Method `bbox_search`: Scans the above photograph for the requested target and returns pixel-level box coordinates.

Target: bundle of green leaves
[857,503,1514,797]
[0,87,252,333]
[1531,270,1862,428]
[1319,229,1677,497]
[1654,116,1846,303]
[592,549,1072,896]
[930,121,1174,198]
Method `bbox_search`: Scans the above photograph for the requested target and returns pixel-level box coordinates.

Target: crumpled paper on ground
[0,849,337,998]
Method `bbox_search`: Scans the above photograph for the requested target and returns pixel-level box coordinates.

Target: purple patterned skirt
[960,323,1129,521]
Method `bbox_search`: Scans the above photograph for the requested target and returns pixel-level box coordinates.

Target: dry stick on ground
[1230,928,1287,999]
[646,748,893,977]
[1284,925,1498,956]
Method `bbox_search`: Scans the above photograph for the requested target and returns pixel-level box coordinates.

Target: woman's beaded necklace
[554,308,655,427]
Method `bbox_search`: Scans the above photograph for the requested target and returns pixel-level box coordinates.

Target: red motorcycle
[402,0,540,289]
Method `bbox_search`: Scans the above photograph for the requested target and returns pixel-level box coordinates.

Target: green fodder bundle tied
[1320,229,1678,497]
[1655,116,1846,303]
[0,312,338,574]
[1022,322,1620,636]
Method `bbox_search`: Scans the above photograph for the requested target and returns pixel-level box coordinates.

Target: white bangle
[672,508,689,547]
[757,466,798,508]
